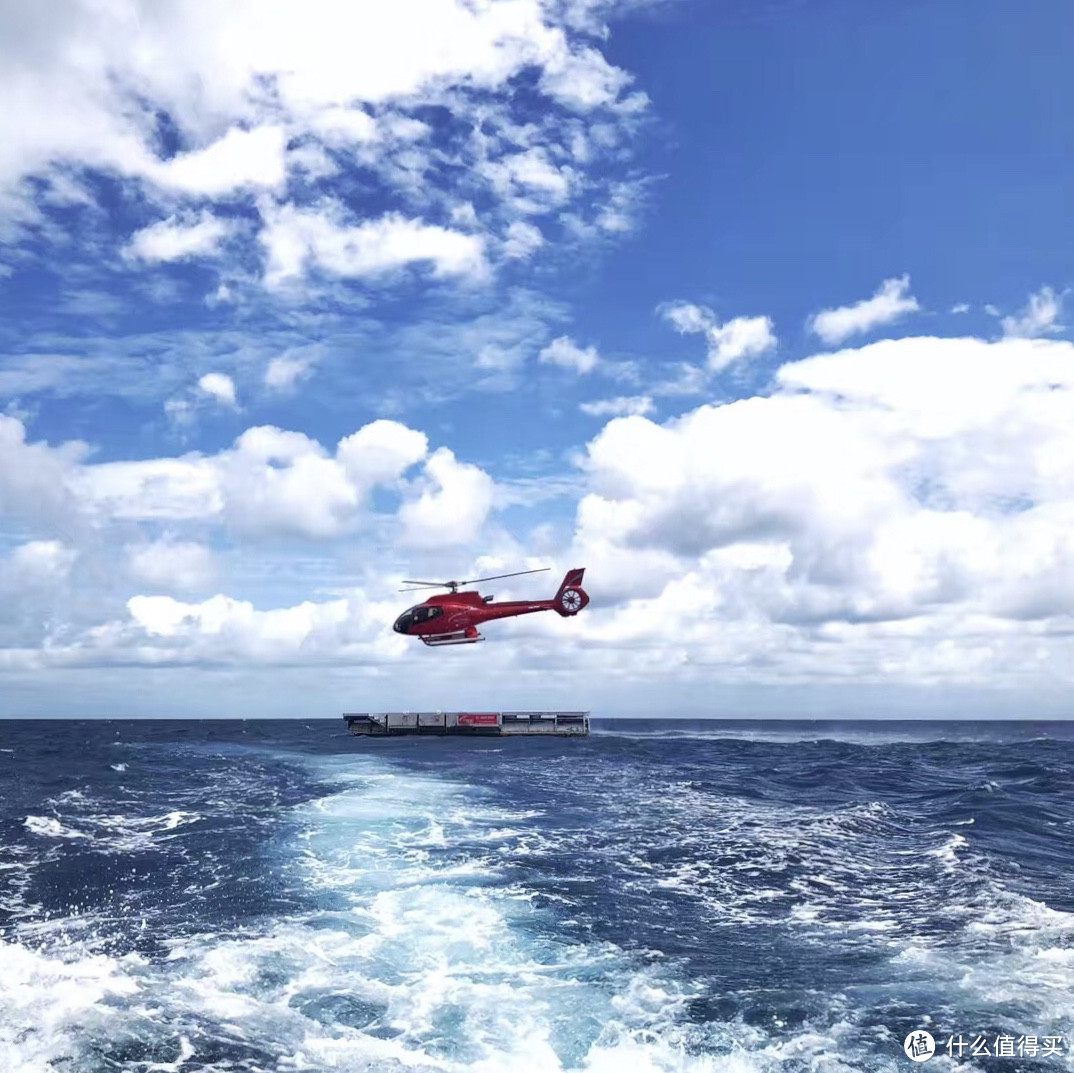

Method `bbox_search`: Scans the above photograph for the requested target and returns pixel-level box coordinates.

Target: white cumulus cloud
[149,126,288,196]
[197,373,237,408]
[260,203,487,288]
[116,590,397,665]
[9,540,78,584]
[707,315,777,371]
[219,427,361,540]
[660,301,776,371]
[72,419,438,542]
[399,448,496,547]
[568,333,1074,689]
[127,539,215,592]
[10,326,1074,703]
[0,414,87,529]
[336,420,430,496]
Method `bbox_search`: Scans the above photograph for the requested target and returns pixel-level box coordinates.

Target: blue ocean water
[1,718,1073,1072]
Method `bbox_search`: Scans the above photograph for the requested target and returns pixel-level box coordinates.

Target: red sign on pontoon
[458,713,499,726]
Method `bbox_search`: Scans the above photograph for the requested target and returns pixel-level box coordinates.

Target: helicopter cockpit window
[411,606,444,624]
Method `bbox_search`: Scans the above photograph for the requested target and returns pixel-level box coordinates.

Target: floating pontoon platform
[343,711,589,737]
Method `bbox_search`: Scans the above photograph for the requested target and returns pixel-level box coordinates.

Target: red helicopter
[393,567,589,646]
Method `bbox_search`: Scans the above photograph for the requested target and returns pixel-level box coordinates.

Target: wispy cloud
[539,336,600,374]
[125,212,234,264]
[1001,285,1064,339]
[808,275,920,345]
[2,0,653,303]
[265,352,318,393]
[579,395,654,417]
[127,538,215,593]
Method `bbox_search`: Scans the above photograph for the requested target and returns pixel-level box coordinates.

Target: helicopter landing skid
[421,630,484,647]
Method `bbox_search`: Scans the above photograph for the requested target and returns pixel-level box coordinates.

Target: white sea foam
[25,804,202,853]
[928,832,968,868]
[23,816,88,840]
[3,747,1070,1073]
[0,939,144,1073]
[158,810,195,831]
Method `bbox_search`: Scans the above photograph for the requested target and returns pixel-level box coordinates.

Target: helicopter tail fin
[553,568,590,616]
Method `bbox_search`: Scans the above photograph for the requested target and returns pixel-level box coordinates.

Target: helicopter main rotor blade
[457,568,551,585]
[397,568,549,593]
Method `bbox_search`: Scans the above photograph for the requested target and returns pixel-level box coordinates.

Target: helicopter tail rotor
[553,568,589,617]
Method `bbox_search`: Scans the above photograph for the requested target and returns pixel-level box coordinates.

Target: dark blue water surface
[1,718,1072,1072]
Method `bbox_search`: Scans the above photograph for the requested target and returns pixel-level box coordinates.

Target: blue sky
[2,0,1074,717]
